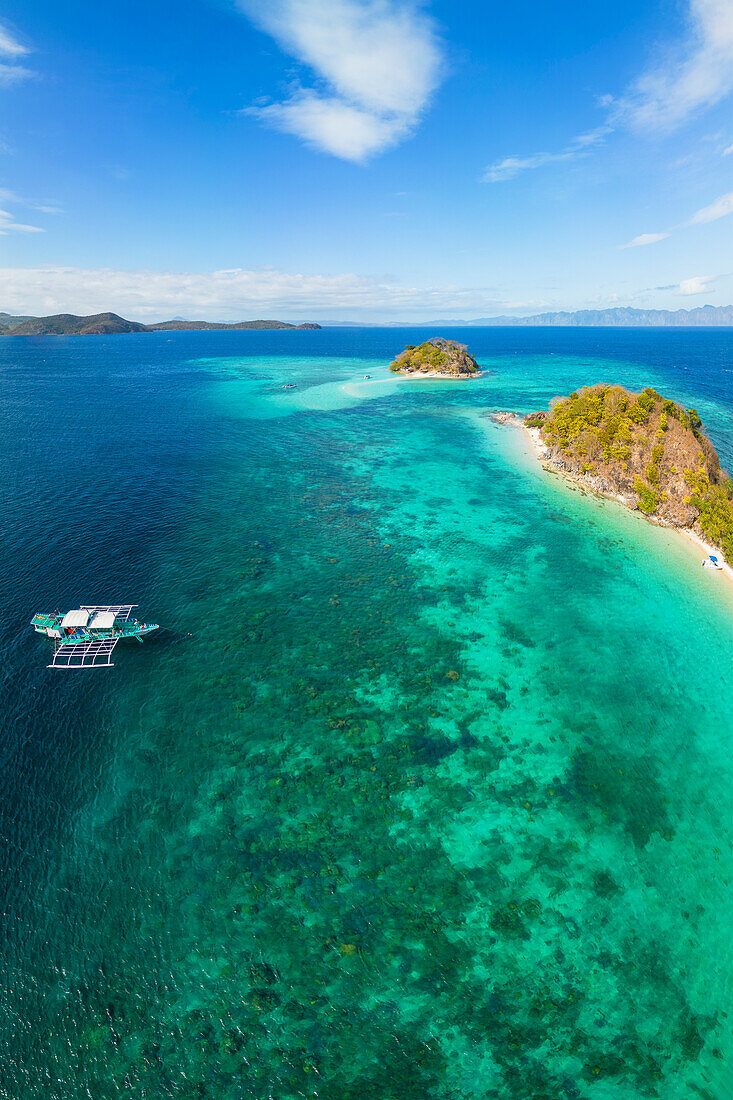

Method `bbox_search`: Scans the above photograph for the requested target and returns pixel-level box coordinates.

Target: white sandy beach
[391,370,486,380]
[672,526,733,589]
[338,372,486,399]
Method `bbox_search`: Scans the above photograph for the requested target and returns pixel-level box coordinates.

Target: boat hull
[31,613,159,644]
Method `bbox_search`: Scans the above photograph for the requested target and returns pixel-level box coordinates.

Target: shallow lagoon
[1,327,732,1098]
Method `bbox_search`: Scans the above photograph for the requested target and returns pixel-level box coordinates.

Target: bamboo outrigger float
[31,605,159,669]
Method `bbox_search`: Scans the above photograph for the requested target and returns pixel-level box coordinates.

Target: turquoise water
[1,328,733,1098]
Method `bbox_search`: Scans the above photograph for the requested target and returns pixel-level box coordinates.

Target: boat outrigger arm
[51,605,134,669]
[30,605,159,669]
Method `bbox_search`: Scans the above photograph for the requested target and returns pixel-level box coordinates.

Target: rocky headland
[389,337,481,378]
[523,384,733,560]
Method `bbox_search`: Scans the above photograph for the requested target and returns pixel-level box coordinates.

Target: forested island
[389,337,481,377]
[0,312,321,336]
[524,385,733,557]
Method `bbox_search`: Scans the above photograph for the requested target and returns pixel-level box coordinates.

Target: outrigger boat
[31,605,159,669]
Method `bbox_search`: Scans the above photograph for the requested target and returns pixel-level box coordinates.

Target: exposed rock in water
[524,384,733,556]
[389,337,481,377]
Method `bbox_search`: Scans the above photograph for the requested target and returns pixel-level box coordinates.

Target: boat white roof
[61,610,89,628]
[89,612,116,629]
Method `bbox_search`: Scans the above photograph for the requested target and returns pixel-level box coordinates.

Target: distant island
[389,337,481,377]
[326,305,733,327]
[0,312,321,336]
[6,306,733,332]
[523,385,733,559]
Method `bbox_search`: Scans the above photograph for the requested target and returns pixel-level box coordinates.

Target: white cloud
[573,126,613,148]
[0,189,59,234]
[0,187,61,214]
[613,0,733,131]
[622,231,671,248]
[485,0,733,183]
[0,208,43,235]
[0,264,513,319]
[6,266,723,319]
[247,92,412,161]
[483,126,611,183]
[243,0,440,115]
[689,189,733,222]
[0,25,27,57]
[677,275,714,294]
[239,0,442,162]
[0,61,32,85]
[483,151,575,184]
[0,21,33,84]
[623,188,733,247]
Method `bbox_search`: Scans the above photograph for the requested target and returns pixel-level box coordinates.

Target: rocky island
[523,384,733,560]
[389,337,481,378]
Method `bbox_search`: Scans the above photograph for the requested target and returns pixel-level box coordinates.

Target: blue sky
[1,0,733,320]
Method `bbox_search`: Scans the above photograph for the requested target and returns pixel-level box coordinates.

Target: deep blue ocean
[1,327,733,1099]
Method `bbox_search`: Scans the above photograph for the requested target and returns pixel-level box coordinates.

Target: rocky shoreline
[490,402,733,585]
[524,420,733,586]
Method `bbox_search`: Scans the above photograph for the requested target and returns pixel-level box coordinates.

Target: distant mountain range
[478,305,733,327]
[0,312,321,335]
[3,305,733,334]
[324,305,733,327]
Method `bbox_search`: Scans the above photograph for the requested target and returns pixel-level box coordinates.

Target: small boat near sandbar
[31,605,159,669]
[702,555,723,570]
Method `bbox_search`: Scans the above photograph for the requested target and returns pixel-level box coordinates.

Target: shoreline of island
[392,369,486,380]
[515,416,733,589]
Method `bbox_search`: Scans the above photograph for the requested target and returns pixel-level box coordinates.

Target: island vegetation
[389,337,481,377]
[524,384,733,557]
[0,312,321,336]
